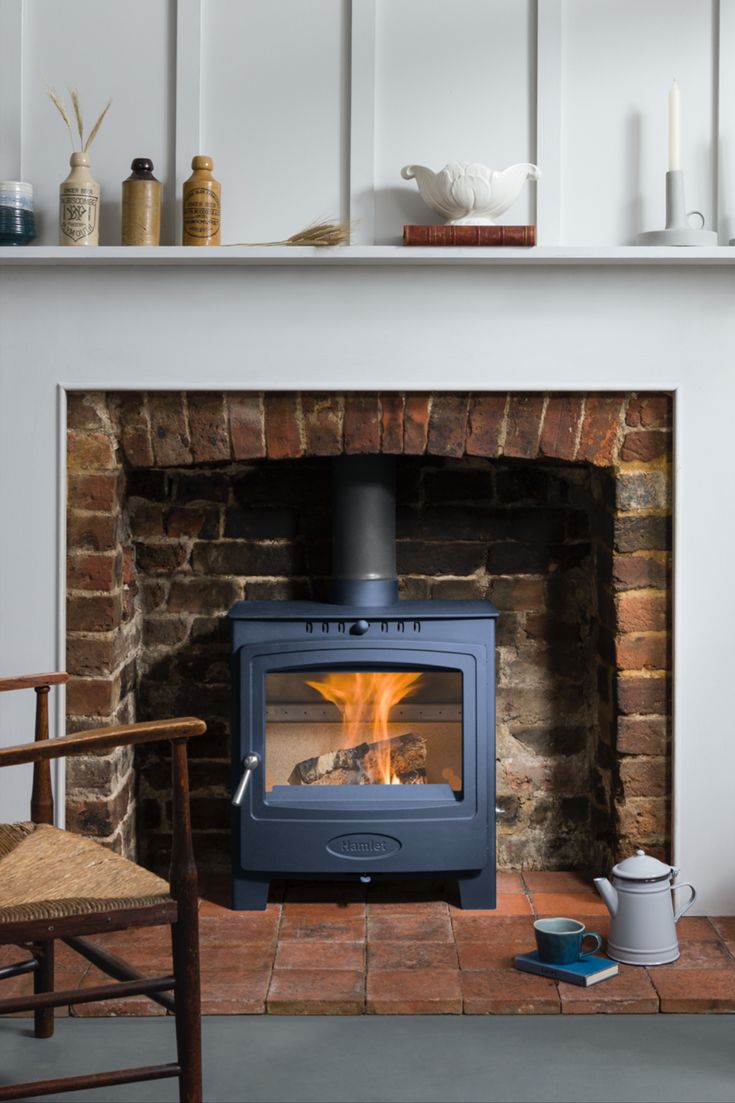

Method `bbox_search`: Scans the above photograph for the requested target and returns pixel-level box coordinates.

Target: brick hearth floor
[3,873,734,1015]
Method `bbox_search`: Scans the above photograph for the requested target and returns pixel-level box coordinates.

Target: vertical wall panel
[373,0,535,244]
[22,0,175,245]
[200,0,346,244]
[561,0,715,245]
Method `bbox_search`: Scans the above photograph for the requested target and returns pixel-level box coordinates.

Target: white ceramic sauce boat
[400,161,540,225]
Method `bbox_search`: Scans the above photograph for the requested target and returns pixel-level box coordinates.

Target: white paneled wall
[561,0,715,245]
[373,0,535,243]
[0,0,730,245]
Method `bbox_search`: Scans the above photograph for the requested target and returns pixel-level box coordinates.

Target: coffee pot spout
[593,876,618,917]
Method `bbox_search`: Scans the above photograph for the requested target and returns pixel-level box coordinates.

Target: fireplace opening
[65,392,672,892]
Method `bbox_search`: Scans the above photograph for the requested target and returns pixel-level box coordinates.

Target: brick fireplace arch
[66,392,671,877]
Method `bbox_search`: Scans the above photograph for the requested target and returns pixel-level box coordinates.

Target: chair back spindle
[31,685,54,825]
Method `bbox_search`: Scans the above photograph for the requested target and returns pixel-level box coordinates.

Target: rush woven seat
[0,672,207,1103]
[0,822,171,924]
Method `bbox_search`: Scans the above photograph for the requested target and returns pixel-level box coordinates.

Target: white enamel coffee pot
[594,849,696,965]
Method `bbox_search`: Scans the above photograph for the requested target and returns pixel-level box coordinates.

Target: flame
[306,671,422,784]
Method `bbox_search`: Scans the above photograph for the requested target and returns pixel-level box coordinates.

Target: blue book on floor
[515,951,619,987]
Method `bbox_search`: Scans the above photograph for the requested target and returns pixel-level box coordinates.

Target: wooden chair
[0,672,207,1103]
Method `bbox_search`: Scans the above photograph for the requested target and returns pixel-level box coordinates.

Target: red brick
[522,872,592,893]
[200,964,272,1015]
[67,593,122,632]
[128,500,164,538]
[403,394,431,454]
[617,796,669,839]
[143,617,190,648]
[368,969,462,1014]
[66,676,118,717]
[576,395,625,465]
[167,577,241,613]
[617,675,669,715]
[616,632,669,671]
[612,555,669,591]
[367,913,453,942]
[67,552,120,592]
[380,393,404,453]
[343,394,381,453]
[488,577,546,611]
[67,430,118,473]
[451,914,536,944]
[66,635,116,677]
[166,506,218,538]
[188,392,231,463]
[135,541,190,575]
[620,430,669,462]
[267,969,364,1014]
[67,393,108,431]
[465,394,506,456]
[539,394,583,461]
[301,393,343,455]
[617,591,668,632]
[663,941,734,968]
[67,513,117,555]
[279,915,365,942]
[650,967,735,1012]
[283,902,366,919]
[617,717,668,755]
[427,393,469,457]
[626,394,672,429]
[148,393,193,466]
[531,892,609,918]
[275,941,364,971]
[68,473,120,512]
[368,941,458,971]
[112,394,154,467]
[227,393,265,459]
[456,939,531,970]
[561,964,658,1014]
[462,970,560,1014]
[503,395,545,459]
[619,757,668,797]
[264,393,303,459]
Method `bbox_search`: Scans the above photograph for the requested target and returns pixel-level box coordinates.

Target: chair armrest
[0,672,68,693]
[0,717,207,768]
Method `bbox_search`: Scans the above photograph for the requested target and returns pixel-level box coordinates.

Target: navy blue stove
[229,456,498,911]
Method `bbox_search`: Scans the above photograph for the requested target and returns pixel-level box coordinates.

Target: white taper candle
[669,80,681,172]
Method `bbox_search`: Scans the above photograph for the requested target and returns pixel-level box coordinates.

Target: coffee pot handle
[672,882,696,922]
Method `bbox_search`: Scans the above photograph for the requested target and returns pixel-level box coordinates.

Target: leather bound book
[403,224,536,246]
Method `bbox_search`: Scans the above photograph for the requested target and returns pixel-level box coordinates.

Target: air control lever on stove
[232,752,261,807]
[495,806,505,817]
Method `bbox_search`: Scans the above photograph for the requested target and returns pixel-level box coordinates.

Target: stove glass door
[264,667,462,795]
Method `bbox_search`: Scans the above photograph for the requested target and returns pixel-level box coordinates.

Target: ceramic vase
[59,152,100,246]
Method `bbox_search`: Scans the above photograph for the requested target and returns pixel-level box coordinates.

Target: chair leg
[32,941,54,1039]
[171,903,202,1103]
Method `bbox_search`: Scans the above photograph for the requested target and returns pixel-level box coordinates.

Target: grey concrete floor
[0,1015,734,1103]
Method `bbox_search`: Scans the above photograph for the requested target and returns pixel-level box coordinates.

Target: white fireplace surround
[0,257,733,913]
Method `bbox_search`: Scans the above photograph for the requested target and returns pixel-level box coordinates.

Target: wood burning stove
[229,456,498,910]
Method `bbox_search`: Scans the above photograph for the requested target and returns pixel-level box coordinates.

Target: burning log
[288,732,427,786]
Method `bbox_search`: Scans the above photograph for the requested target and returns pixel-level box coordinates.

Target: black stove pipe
[330,454,399,606]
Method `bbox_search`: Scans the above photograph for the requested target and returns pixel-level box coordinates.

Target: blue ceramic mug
[534,918,602,964]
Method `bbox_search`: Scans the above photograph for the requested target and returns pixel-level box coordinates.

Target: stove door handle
[232,752,261,807]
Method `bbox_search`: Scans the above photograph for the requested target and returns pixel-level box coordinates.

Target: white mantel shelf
[3,245,735,266]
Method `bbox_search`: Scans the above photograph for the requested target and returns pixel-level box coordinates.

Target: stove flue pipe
[330,455,399,606]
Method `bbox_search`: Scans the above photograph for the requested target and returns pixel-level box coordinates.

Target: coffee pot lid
[612,848,674,881]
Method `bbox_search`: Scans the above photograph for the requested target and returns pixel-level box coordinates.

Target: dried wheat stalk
[226,220,350,247]
[48,88,111,153]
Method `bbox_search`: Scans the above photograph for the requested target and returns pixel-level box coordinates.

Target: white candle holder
[637,170,717,246]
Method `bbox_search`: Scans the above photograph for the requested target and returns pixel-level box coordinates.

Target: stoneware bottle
[59,152,100,246]
[122,157,161,245]
[182,155,221,245]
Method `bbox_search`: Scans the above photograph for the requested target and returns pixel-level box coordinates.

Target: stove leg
[457,867,496,910]
[232,876,270,911]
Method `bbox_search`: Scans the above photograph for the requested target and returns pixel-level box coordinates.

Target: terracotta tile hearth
[7,874,734,1018]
